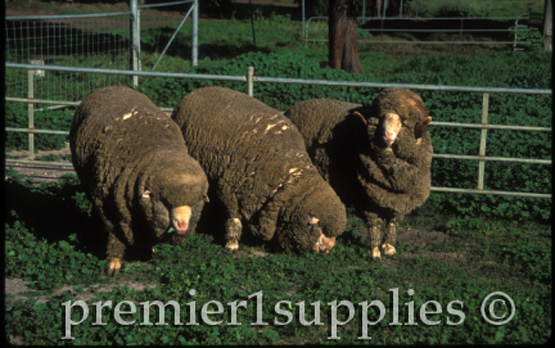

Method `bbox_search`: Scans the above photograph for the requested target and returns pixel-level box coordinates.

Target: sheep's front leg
[382,221,397,256]
[106,233,125,276]
[225,218,242,252]
[363,211,383,260]
[369,225,382,259]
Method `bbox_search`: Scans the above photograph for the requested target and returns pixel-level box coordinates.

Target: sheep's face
[380,113,402,146]
[309,217,336,254]
[170,205,192,233]
[276,215,335,254]
[139,190,193,237]
[139,166,209,239]
[375,88,433,144]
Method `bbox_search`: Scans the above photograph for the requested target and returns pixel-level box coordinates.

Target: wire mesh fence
[5,12,131,104]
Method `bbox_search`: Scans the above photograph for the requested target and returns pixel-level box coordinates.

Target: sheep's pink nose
[313,235,336,253]
[385,130,396,142]
[173,220,189,234]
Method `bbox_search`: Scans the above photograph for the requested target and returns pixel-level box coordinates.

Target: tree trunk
[329,0,365,74]
[543,0,552,51]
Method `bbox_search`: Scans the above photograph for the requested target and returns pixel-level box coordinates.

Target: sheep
[69,86,209,275]
[171,87,347,254]
[284,88,433,260]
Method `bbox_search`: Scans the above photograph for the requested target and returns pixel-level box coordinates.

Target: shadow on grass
[4,173,107,259]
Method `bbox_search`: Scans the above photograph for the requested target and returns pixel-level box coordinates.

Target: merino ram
[284,88,433,259]
[70,86,209,275]
[171,87,347,253]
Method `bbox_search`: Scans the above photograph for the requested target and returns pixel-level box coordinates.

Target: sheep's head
[355,88,432,148]
[276,215,337,254]
[375,88,432,144]
[138,155,209,239]
[275,188,347,254]
[308,217,337,254]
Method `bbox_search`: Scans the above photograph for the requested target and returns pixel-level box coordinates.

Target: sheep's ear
[309,216,319,225]
[353,111,367,126]
[203,194,210,203]
[415,116,432,139]
[142,190,151,199]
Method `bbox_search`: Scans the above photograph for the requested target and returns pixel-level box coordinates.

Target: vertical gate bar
[27,69,35,160]
[247,66,254,97]
[302,0,305,39]
[137,8,141,73]
[192,0,198,67]
[363,0,366,22]
[477,92,489,191]
[130,0,139,87]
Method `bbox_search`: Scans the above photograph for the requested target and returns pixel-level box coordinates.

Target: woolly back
[172,87,311,180]
[69,86,210,214]
[70,87,188,189]
[284,99,368,148]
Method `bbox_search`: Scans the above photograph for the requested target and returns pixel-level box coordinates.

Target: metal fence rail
[5,62,552,199]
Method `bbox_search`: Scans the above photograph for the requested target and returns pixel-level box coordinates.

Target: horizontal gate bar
[431,186,551,199]
[6,127,70,136]
[432,153,551,165]
[431,121,551,132]
[5,159,74,167]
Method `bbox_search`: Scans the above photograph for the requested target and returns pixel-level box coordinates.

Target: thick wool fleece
[284,88,433,254]
[70,86,209,268]
[171,87,346,253]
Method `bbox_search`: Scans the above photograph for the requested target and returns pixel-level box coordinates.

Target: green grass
[4,172,552,345]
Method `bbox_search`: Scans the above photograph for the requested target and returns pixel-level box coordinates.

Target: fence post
[27,69,35,160]
[477,92,489,191]
[247,66,254,97]
[130,0,140,86]
[192,0,198,67]
[302,0,305,39]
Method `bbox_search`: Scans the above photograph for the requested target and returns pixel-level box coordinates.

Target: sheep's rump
[172,87,346,251]
[70,86,208,249]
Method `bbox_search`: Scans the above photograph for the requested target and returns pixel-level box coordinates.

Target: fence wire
[5,13,130,103]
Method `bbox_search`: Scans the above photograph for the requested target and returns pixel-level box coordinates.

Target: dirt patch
[396,227,471,266]
[397,227,451,250]
[5,276,156,306]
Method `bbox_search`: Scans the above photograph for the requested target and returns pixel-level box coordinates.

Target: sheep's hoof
[371,247,382,260]
[107,258,122,276]
[225,240,239,252]
[382,243,396,256]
